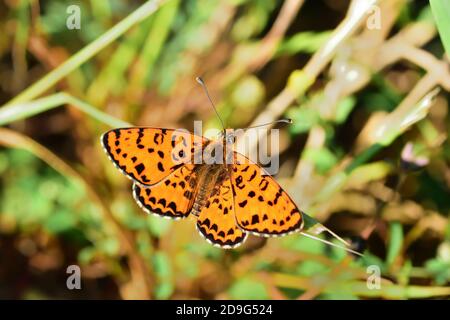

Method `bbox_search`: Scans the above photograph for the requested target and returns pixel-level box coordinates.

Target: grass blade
[0,93,131,127]
[430,0,450,57]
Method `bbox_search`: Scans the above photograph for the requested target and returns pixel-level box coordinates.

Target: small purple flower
[400,142,429,172]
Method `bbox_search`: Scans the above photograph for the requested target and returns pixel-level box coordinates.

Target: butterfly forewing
[230,153,304,236]
[101,128,206,186]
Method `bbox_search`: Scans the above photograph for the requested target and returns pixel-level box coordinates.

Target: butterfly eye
[226,135,235,144]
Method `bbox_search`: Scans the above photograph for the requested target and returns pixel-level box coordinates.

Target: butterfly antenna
[300,231,364,257]
[243,119,292,131]
[196,77,225,131]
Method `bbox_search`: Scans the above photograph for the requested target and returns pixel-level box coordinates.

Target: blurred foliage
[0,0,449,300]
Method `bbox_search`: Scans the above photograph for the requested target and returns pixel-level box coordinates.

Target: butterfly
[101,125,304,249]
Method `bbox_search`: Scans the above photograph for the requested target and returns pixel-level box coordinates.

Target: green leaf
[287,107,319,134]
[335,96,356,124]
[296,261,329,277]
[277,31,331,55]
[318,292,359,300]
[425,241,450,284]
[230,76,265,109]
[282,233,325,255]
[358,253,386,273]
[430,0,450,57]
[44,211,77,234]
[152,252,174,299]
[425,258,450,285]
[303,148,338,174]
[78,247,97,265]
[147,216,172,237]
[228,277,268,300]
[99,237,120,256]
[385,222,403,268]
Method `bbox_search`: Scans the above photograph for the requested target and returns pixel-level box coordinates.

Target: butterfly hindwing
[196,177,247,248]
[101,127,206,186]
[133,164,198,219]
[230,154,303,237]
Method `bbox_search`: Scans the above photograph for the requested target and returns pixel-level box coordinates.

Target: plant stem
[62,93,131,127]
[0,93,131,127]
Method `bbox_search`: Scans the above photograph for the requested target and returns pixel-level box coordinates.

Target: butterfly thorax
[190,137,234,215]
[196,136,235,166]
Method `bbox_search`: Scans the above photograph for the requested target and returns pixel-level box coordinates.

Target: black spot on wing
[183,190,193,200]
[235,175,244,189]
[251,215,260,224]
[154,133,164,145]
[238,200,248,208]
[259,179,269,191]
[136,128,144,144]
[202,218,211,228]
[167,202,177,212]
[135,163,145,175]
[248,169,257,181]
[273,188,283,205]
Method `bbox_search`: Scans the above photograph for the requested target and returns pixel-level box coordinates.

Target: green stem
[0,93,65,125]
[0,93,131,128]
[344,143,384,174]
[62,93,131,127]
[6,0,168,106]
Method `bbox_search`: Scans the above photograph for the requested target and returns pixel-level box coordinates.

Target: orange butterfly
[101,79,304,249]
[101,126,304,248]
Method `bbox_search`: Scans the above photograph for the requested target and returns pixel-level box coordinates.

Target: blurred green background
[0,0,449,299]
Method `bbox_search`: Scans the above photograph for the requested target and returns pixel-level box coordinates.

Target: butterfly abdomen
[191,184,208,216]
[190,164,228,216]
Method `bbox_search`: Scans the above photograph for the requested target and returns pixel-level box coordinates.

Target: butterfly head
[220,129,238,145]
